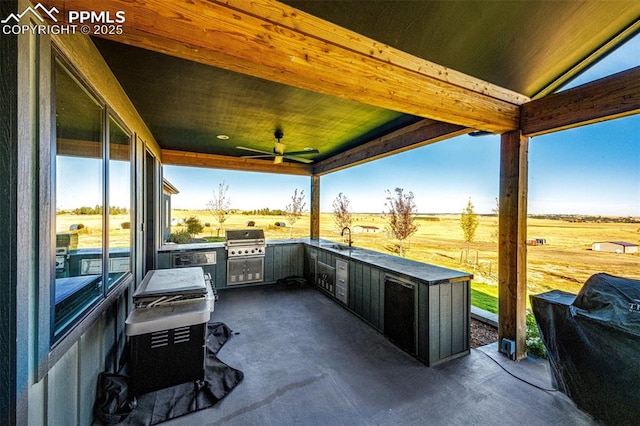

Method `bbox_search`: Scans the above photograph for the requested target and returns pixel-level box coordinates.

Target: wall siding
[0,0,18,422]
[48,344,79,425]
[11,26,160,425]
[78,317,104,426]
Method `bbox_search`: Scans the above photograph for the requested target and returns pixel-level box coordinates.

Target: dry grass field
[58,210,640,299]
[56,214,131,248]
[175,210,639,298]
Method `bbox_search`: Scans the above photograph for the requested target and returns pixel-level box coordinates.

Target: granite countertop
[159,238,472,285]
[306,239,472,285]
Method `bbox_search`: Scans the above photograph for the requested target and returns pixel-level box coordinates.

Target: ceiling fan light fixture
[236,130,319,164]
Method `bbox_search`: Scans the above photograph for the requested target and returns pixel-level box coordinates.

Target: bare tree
[206,181,231,237]
[332,192,353,238]
[285,188,306,237]
[490,197,499,243]
[384,188,419,257]
[460,197,479,261]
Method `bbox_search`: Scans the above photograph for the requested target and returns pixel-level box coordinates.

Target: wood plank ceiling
[42,0,640,175]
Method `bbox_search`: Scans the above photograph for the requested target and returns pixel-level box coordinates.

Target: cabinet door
[384,275,416,355]
[335,259,348,304]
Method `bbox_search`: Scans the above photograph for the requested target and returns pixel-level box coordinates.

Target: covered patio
[1,0,639,424]
[163,284,592,425]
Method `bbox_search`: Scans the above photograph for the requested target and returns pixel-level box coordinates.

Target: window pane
[108,116,131,287]
[54,60,104,336]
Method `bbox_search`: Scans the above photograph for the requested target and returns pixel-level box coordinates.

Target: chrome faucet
[341,226,352,247]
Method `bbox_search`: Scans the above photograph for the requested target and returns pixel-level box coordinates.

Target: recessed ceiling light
[216,134,229,140]
[304,147,314,151]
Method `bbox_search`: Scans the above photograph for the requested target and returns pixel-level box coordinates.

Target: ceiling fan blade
[282,149,320,156]
[282,155,314,164]
[241,154,276,159]
[236,146,273,155]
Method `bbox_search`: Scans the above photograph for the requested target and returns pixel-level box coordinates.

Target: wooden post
[310,175,320,239]
[498,130,528,360]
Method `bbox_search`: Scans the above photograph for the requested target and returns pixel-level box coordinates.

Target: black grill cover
[531,273,640,425]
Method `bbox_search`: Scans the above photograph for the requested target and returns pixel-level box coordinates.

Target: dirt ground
[470,319,498,348]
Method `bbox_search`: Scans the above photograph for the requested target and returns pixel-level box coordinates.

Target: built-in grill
[225,229,266,285]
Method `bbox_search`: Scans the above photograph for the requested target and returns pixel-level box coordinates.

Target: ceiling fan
[236,130,319,164]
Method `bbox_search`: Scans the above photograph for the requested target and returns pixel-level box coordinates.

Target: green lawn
[471,281,547,357]
[470,282,498,313]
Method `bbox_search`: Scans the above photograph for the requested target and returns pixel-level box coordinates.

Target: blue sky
[167,34,639,216]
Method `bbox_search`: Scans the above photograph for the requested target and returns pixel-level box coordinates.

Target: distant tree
[490,197,499,243]
[285,189,306,237]
[185,216,204,237]
[206,181,231,236]
[332,192,353,236]
[384,188,419,257]
[460,197,479,261]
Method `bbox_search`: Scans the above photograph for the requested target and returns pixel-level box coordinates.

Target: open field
[58,210,640,300]
[174,210,640,298]
[56,213,131,248]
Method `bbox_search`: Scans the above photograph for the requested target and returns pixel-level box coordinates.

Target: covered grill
[531,273,640,425]
[125,267,215,396]
[225,229,266,285]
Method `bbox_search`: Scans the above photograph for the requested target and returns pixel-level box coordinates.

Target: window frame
[50,49,134,345]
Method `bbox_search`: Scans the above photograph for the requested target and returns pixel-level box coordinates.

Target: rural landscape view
[58,208,640,301]
[166,209,640,297]
[57,201,639,354]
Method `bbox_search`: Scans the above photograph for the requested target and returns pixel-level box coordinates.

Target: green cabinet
[264,244,303,282]
[311,244,469,366]
[348,260,383,332]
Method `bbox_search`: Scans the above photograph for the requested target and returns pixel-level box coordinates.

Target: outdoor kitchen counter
[158,239,472,285]
[304,239,472,285]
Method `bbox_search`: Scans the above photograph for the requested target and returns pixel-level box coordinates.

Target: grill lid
[225,228,265,242]
[133,267,208,307]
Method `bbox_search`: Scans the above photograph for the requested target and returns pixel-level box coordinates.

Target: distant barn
[592,241,638,254]
[354,225,379,234]
[526,238,547,246]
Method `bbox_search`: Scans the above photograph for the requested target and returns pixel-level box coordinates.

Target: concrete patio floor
[164,284,596,425]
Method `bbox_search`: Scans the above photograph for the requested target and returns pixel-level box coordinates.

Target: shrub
[526,311,547,359]
[167,230,191,244]
[185,216,204,237]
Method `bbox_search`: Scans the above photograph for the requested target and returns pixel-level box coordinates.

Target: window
[108,116,131,288]
[53,57,132,340]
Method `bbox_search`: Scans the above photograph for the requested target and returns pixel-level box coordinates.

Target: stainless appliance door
[226,256,264,285]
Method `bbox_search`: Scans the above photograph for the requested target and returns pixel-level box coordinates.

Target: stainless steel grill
[225,229,266,285]
[225,229,266,257]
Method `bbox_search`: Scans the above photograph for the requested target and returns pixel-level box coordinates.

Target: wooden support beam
[161,149,312,176]
[310,175,320,239]
[498,130,528,360]
[314,119,469,175]
[521,66,640,136]
[40,0,524,133]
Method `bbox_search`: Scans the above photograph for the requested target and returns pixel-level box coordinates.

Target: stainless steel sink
[320,243,360,251]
